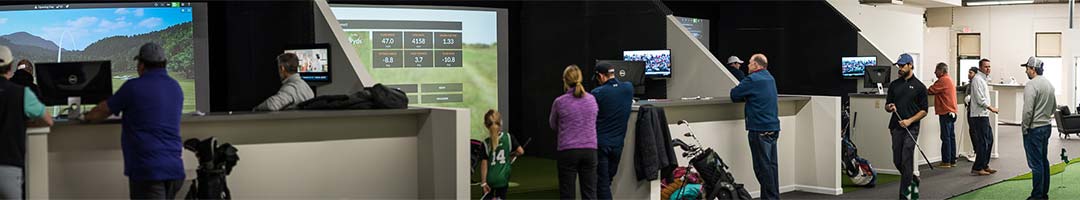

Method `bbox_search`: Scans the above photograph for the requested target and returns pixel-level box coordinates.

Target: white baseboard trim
[749,185,842,198]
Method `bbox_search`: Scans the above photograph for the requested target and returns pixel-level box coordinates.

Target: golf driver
[892,111,935,170]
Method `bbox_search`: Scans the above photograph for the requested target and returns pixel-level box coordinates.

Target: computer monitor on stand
[595,60,646,97]
[35,61,113,118]
[864,65,891,94]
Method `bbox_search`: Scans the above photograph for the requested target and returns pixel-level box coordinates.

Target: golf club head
[672,139,693,152]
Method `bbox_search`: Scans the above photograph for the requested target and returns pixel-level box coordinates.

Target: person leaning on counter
[83,43,187,199]
[253,52,314,111]
[729,53,780,200]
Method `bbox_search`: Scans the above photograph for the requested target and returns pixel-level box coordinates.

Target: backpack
[369,84,408,109]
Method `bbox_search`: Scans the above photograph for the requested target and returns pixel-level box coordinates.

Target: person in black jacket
[884,54,928,199]
[0,45,53,199]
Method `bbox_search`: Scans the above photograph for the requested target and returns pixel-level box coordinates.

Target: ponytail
[563,65,586,98]
[574,82,585,98]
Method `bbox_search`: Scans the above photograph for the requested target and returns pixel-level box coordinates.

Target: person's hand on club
[899,119,912,128]
[482,182,491,194]
[885,103,896,113]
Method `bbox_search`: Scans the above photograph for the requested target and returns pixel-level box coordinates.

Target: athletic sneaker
[936,163,953,168]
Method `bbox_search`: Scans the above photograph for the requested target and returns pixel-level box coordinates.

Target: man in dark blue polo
[884,53,928,200]
[730,53,780,200]
[85,43,185,199]
[591,62,634,200]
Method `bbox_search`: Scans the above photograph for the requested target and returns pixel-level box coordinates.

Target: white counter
[849,92,999,176]
[991,84,1024,125]
[28,107,468,199]
[611,96,842,198]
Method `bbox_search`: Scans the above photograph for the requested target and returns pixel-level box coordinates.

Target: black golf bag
[690,149,752,200]
[841,108,877,187]
[184,137,239,200]
[469,139,488,183]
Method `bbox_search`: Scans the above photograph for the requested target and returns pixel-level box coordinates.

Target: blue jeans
[748,131,779,200]
[1023,125,1052,199]
[939,114,957,164]
[596,145,623,200]
[0,165,22,199]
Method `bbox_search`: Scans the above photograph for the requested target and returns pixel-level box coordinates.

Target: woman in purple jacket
[549,65,599,200]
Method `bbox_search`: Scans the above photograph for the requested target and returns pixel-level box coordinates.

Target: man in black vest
[0,45,53,199]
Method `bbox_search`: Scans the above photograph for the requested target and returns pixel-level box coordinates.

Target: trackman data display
[331,5,501,139]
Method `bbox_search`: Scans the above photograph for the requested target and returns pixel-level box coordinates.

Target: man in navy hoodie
[730,53,780,200]
[591,62,634,200]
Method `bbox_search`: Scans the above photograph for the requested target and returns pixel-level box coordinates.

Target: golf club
[892,111,935,170]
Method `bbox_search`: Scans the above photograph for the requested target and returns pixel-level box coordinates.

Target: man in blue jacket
[591,62,634,200]
[730,53,780,200]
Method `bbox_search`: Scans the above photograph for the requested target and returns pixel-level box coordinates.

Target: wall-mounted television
[842,56,876,78]
[624,49,671,78]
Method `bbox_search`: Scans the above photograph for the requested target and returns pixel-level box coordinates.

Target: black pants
[483,186,509,200]
[596,146,622,200]
[558,148,597,200]
[129,179,184,200]
[969,117,993,171]
[891,127,918,199]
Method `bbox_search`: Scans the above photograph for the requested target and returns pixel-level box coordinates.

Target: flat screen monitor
[0,2,209,112]
[863,65,892,88]
[595,60,645,87]
[623,50,671,78]
[284,44,331,83]
[842,56,876,78]
[35,61,113,106]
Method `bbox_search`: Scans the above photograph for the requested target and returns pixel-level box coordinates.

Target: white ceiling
[905,0,964,8]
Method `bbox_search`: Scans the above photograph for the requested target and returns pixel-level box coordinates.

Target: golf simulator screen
[331,5,507,139]
[675,16,709,49]
[0,2,206,112]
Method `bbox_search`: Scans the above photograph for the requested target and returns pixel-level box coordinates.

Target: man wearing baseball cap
[84,42,186,199]
[726,56,747,81]
[0,45,53,199]
[884,53,928,199]
[1019,56,1055,199]
[590,62,633,200]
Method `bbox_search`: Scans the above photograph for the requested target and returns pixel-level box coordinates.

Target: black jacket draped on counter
[634,104,677,181]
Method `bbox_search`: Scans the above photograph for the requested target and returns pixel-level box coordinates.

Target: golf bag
[841,109,877,187]
[184,137,239,200]
[469,139,488,183]
[691,148,752,200]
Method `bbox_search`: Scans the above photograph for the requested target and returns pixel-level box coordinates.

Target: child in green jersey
[480,109,525,200]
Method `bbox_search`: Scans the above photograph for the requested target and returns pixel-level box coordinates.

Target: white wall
[665,15,739,99]
[924,27,953,83]
[828,0,927,64]
[949,4,1080,105]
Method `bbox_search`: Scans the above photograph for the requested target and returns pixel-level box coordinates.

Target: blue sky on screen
[0,7,192,50]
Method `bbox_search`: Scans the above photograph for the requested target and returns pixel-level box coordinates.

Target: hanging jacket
[634,104,677,181]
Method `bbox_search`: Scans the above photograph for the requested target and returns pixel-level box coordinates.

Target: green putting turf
[951,158,1080,199]
[471,156,560,199]
[841,172,901,193]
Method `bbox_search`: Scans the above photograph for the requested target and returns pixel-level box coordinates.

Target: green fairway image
[349,31,499,139]
[111,72,196,112]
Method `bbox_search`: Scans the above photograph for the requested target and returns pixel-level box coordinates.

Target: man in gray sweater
[255,53,315,111]
[1020,57,1055,200]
